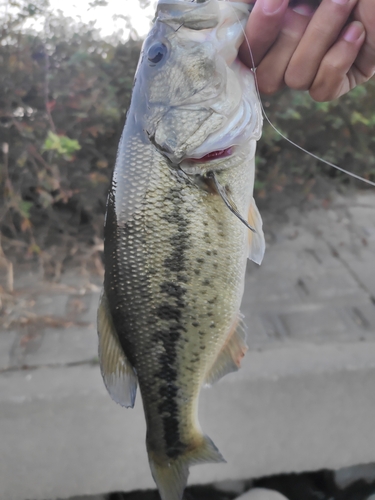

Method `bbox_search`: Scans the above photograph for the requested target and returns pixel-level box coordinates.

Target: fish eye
[147,43,168,65]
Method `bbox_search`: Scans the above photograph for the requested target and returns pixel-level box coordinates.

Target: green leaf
[42,131,81,159]
[19,200,33,218]
[351,111,370,126]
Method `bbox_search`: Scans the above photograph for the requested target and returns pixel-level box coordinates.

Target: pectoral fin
[204,314,248,386]
[248,197,265,265]
[208,171,257,233]
[97,290,137,408]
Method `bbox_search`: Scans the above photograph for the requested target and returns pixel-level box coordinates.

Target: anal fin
[204,314,248,386]
[248,197,265,265]
[97,289,137,408]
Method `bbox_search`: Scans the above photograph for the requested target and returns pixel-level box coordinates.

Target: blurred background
[1,1,375,500]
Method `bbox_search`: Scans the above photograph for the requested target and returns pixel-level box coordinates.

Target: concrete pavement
[1,190,375,500]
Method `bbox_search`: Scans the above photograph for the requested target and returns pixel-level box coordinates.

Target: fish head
[134,0,262,166]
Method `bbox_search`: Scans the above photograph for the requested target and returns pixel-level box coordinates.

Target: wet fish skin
[97,2,265,499]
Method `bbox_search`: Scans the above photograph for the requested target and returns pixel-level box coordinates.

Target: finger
[285,0,359,90]
[353,3,375,80]
[256,6,313,94]
[239,0,289,68]
[309,21,366,101]
[354,44,375,82]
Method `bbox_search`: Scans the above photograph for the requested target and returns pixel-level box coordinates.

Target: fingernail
[332,0,349,5]
[263,0,284,14]
[292,4,314,16]
[343,21,364,42]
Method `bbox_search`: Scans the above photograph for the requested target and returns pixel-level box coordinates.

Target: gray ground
[1,187,375,500]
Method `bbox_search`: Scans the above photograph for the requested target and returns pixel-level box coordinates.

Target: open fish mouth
[188,146,234,163]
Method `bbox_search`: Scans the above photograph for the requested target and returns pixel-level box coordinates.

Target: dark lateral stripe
[157,304,182,322]
[155,184,191,459]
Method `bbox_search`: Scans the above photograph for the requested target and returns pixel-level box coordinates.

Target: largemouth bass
[97,1,265,499]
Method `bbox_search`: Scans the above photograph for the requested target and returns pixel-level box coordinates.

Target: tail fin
[148,435,225,500]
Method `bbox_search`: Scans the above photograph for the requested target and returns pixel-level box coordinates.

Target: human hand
[238,0,375,101]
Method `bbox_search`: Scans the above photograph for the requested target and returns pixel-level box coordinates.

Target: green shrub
[0,5,141,259]
[256,81,375,195]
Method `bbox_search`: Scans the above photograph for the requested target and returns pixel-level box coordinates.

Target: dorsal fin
[204,314,248,387]
[97,290,138,408]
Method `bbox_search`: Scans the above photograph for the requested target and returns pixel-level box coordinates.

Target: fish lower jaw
[183,96,260,164]
[155,87,261,167]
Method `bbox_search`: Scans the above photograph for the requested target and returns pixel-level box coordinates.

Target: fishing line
[225,0,375,188]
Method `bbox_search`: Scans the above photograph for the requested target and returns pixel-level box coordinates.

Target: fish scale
[107,134,250,428]
[97,2,265,499]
